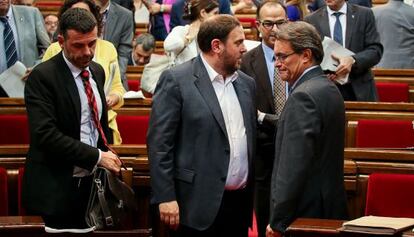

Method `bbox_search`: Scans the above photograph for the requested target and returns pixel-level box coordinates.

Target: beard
[220,49,241,76]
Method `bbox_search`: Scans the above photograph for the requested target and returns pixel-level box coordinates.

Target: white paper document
[0,61,27,97]
[45,226,96,233]
[321,37,355,85]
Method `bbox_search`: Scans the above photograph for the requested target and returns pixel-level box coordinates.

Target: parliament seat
[0,167,8,215]
[365,173,414,218]
[376,82,409,102]
[355,119,414,148]
[117,115,149,144]
[128,80,141,92]
[0,114,29,144]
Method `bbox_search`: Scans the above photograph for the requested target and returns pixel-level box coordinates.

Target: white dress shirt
[62,53,102,177]
[200,53,248,190]
[327,3,348,47]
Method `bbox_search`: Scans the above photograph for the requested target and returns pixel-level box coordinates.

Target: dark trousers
[336,83,357,101]
[170,189,250,237]
[41,175,93,229]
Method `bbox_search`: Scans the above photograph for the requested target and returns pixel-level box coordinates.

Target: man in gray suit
[95,0,134,90]
[305,0,383,101]
[0,0,50,96]
[266,21,348,237]
[373,0,414,69]
[148,15,256,237]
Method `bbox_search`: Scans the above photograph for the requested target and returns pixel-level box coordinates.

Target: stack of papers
[340,216,414,235]
[0,61,26,97]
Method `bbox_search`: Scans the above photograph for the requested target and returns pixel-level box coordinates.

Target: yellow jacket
[42,39,125,144]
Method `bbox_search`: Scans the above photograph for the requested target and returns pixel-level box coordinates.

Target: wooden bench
[0,216,151,237]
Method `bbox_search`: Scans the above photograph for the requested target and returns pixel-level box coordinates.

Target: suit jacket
[12,5,50,68]
[373,0,414,69]
[240,44,276,181]
[103,2,134,90]
[22,52,110,216]
[304,4,383,101]
[269,66,348,233]
[309,0,371,11]
[147,55,256,230]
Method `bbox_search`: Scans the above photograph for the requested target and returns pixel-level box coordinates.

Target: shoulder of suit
[12,5,39,14]
[112,2,132,14]
[243,44,260,59]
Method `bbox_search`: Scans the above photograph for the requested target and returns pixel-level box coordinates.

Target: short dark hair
[275,21,324,64]
[256,0,286,20]
[59,8,97,38]
[182,0,219,23]
[197,14,241,53]
[58,0,102,36]
[135,33,155,52]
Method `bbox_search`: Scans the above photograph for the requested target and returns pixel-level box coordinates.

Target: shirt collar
[290,65,319,92]
[200,53,238,84]
[327,2,347,16]
[261,42,275,64]
[5,6,13,20]
[62,52,90,79]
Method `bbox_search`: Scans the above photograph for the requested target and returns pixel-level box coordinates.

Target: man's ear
[302,48,313,63]
[57,34,64,49]
[211,39,222,54]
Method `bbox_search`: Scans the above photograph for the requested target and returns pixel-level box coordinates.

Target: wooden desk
[287,218,414,237]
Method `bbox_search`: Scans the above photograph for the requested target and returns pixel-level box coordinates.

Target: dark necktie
[0,16,18,68]
[273,65,286,118]
[80,70,124,166]
[333,12,343,45]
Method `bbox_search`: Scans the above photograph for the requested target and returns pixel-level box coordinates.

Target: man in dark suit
[96,0,134,90]
[304,0,383,101]
[148,15,256,237]
[266,21,348,237]
[22,8,121,229]
[240,1,286,237]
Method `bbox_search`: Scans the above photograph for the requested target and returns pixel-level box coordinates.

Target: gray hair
[135,33,155,52]
[275,21,324,64]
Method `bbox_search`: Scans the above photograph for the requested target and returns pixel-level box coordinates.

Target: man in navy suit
[305,0,382,101]
[148,15,256,237]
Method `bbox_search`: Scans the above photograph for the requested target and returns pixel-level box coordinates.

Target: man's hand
[106,94,119,108]
[149,3,161,14]
[99,150,122,174]
[21,68,33,82]
[159,201,180,230]
[266,224,282,237]
[331,54,354,80]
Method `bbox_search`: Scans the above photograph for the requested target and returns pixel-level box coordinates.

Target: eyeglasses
[274,52,296,62]
[259,20,288,30]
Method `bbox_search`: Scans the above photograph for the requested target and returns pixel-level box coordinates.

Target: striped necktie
[0,16,18,68]
[273,65,286,118]
[80,70,125,168]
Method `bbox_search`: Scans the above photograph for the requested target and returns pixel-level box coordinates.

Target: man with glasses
[266,21,348,237]
[240,1,286,236]
[304,0,382,101]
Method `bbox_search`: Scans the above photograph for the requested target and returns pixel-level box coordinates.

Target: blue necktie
[333,12,343,46]
[0,17,18,68]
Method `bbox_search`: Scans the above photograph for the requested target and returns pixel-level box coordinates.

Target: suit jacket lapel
[11,6,24,59]
[57,52,82,124]
[193,57,228,139]
[253,45,274,112]
[104,6,116,40]
[345,4,355,49]
[319,8,331,38]
[291,66,325,93]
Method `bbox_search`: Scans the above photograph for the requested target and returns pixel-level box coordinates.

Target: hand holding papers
[0,61,27,97]
[321,37,355,85]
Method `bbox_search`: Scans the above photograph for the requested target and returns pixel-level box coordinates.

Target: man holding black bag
[22,8,121,229]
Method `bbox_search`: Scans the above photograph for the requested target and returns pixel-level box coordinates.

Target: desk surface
[287,218,414,237]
